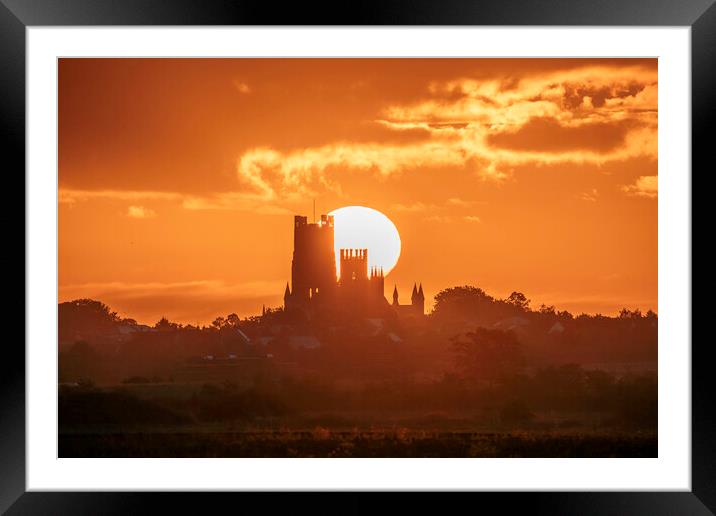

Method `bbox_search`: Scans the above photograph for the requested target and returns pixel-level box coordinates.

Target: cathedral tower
[289,214,336,305]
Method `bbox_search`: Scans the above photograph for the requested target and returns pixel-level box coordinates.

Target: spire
[392,284,399,305]
[284,282,291,300]
[411,282,418,300]
[418,283,424,299]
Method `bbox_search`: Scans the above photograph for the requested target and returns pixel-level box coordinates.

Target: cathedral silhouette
[283,214,424,318]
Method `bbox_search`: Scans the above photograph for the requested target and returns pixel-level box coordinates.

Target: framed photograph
[6,0,707,512]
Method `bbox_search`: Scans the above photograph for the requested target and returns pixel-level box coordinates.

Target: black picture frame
[3,0,707,513]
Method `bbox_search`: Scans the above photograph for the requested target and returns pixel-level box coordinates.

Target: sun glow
[329,206,401,277]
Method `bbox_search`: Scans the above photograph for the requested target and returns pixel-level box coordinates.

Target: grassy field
[59,429,656,458]
[58,378,657,458]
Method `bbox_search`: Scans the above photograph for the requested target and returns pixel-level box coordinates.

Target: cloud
[181,193,292,214]
[235,140,482,201]
[58,279,285,324]
[233,80,251,94]
[392,202,435,212]
[393,198,481,213]
[487,118,632,153]
[622,175,657,198]
[59,188,292,215]
[446,197,477,208]
[59,189,182,204]
[382,64,657,163]
[527,290,657,316]
[386,65,656,131]
[229,63,657,202]
[423,214,481,224]
[60,63,657,213]
[127,205,156,218]
[424,215,452,223]
[60,279,279,300]
[579,189,599,202]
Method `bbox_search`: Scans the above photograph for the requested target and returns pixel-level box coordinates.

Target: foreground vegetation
[58,369,657,458]
[60,429,656,458]
[57,290,658,458]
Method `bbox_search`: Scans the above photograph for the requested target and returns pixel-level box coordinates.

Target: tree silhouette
[506,291,530,311]
[226,313,240,328]
[539,304,556,315]
[451,328,523,386]
[619,308,643,319]
[433,285,496,321]
[155,317,180,331]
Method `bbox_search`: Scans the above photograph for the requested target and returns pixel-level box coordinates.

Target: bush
[499,399,535,425]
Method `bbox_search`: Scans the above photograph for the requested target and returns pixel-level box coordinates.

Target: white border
[27,27,691,491]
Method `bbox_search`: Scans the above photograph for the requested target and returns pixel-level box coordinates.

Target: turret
[339,248,368,284]
[370,266,385,299]
[283,282,291,306]
[412,282,425,315]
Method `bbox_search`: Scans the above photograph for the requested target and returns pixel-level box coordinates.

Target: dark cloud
[562,82,646,109]
[487,118,632,153]
[427,122,470,130]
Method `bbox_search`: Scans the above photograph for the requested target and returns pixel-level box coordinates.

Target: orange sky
[58,58,658,325]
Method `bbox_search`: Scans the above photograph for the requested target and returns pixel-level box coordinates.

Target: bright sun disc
[329,206,401,277]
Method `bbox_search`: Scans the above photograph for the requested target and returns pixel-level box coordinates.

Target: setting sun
[330,206,401,277]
